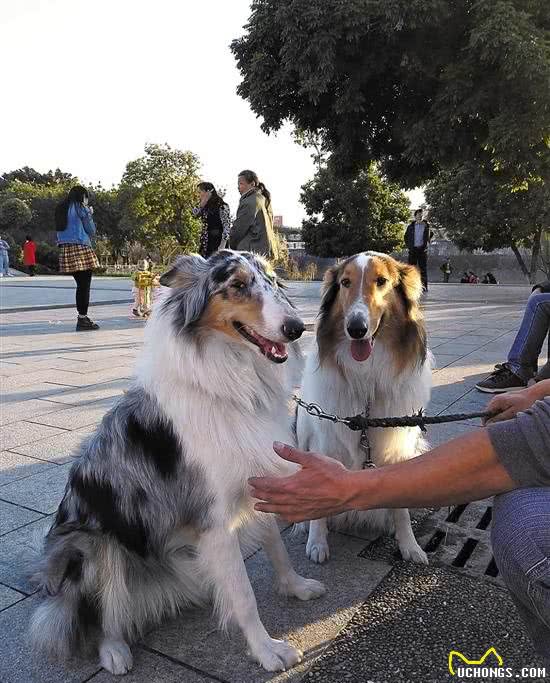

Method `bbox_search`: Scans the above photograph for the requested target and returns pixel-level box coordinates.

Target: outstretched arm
[250,433,515,522]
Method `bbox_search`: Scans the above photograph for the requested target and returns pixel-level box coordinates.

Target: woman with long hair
[193,182,231,257]
[55,185,100,331]
[229,170,279,260]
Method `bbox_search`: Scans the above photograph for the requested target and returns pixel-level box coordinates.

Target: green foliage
[0,198,32,231]
[232,0,550,185]
[426,163,550,281]
[120,143,202,253]
[301,163,410,257]
[0,167,76,188]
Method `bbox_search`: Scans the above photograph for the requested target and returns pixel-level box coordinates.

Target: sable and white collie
[30,250,326,675]
[297,252,433,564]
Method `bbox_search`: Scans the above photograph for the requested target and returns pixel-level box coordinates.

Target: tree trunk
[510,243,530,281]
[529,227,542,284]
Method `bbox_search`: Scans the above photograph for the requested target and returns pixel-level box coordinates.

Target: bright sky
[1,0,423,225]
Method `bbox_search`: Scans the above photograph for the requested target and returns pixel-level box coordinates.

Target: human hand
[483,389,535,425]
[249,442,354,522]
[88,205,94,215]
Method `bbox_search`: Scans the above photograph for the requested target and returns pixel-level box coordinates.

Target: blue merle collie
[31,251,326,675]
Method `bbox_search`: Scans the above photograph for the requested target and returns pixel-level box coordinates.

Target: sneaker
[475,364,527,393]
[76,316,100,331]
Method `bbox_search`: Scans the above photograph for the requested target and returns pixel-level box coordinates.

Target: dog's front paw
[279,573,327,601]
[306,538,330,564]
[399,541,429,565]
[99,638,133,675]
[250,637,302,672]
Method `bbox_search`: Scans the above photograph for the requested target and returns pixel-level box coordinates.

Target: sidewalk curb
[0,299,133,314]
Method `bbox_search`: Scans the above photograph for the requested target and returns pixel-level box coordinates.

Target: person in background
[476,281,550,392]
[460,271,470,283]
[23,235,36,276]
[229,170,279,261]
[404,209,432,292]
[193,182,231,258]
[0,235,12,277]
[482,272,498,285]
[55,185,100,331]
[439,258,453,283]
[249,382,550,662]
[468,271,479,284]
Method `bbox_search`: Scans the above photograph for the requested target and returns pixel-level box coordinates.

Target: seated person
[476,281,550,392]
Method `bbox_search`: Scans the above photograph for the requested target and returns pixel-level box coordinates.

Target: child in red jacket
[23,236,36,276]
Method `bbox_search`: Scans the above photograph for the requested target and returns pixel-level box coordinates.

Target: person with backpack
[55,185,100,331]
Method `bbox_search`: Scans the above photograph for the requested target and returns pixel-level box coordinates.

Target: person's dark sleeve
[487,398,550,487]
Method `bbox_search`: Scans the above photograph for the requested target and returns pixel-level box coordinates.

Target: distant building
[276,220,306,255]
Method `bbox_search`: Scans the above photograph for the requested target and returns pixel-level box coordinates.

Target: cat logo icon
[448,647,503,675]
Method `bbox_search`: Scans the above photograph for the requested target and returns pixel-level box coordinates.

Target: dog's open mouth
[233,322,288,363]
[350,338,374,362]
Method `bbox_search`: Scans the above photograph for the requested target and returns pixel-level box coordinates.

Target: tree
[120,143,202,253]
[301,163,410,257]
[425,163,550,282]
[0,198,32,231]
[232,0,549,186]
[0,166,76,188]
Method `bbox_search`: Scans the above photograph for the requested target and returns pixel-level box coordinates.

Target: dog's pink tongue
[351,339,373,362]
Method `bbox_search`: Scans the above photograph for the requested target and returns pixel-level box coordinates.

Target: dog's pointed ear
[160,254,211,328]
[159,254,208,288]
[396,262,422,317]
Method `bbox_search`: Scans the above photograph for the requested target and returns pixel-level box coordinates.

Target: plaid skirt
[58,244,100,273]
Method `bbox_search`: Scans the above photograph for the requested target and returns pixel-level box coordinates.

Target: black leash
[293,395,494,434]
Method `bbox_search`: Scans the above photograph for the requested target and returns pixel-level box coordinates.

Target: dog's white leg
[261,517,326,600]
[305,517,330,564]
[393,508,428,564]
[198,527,302,672]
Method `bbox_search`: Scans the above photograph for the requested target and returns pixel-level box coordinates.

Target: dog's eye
[232,280,246,290]
[340,278,351,288]
[376,276,387,287]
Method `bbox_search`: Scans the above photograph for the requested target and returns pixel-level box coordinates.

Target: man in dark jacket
[404,209,432,291]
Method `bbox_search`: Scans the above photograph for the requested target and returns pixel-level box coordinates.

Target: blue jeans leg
[507,293,550,381]
[492,488,550,659]
[0,251,8,275]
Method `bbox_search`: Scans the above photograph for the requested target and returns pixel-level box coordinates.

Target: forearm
[347,429,516,511]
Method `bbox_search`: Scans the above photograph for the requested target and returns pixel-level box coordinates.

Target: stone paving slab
[0,421,67,450]
[0,583,26,611]
[144,531,391,683]
[8,429,87,464]
[0,450,56,485]
[0,498,44,535]
[0,463,72,514]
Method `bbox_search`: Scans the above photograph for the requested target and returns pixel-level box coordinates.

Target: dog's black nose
[282,318,305,341]
[347,318,369,339]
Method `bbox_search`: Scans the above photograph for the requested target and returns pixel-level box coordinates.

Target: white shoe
[0,273,4,278]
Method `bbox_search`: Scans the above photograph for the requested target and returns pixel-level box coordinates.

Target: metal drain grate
[416,498,500,583]
[359,499,501,584]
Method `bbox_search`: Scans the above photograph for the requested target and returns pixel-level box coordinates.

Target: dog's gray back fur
[31,385,213,656]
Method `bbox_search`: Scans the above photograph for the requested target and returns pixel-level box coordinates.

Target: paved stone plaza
[0,277,546,682]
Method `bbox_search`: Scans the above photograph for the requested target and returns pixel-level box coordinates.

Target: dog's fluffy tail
[30,526,98,659]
